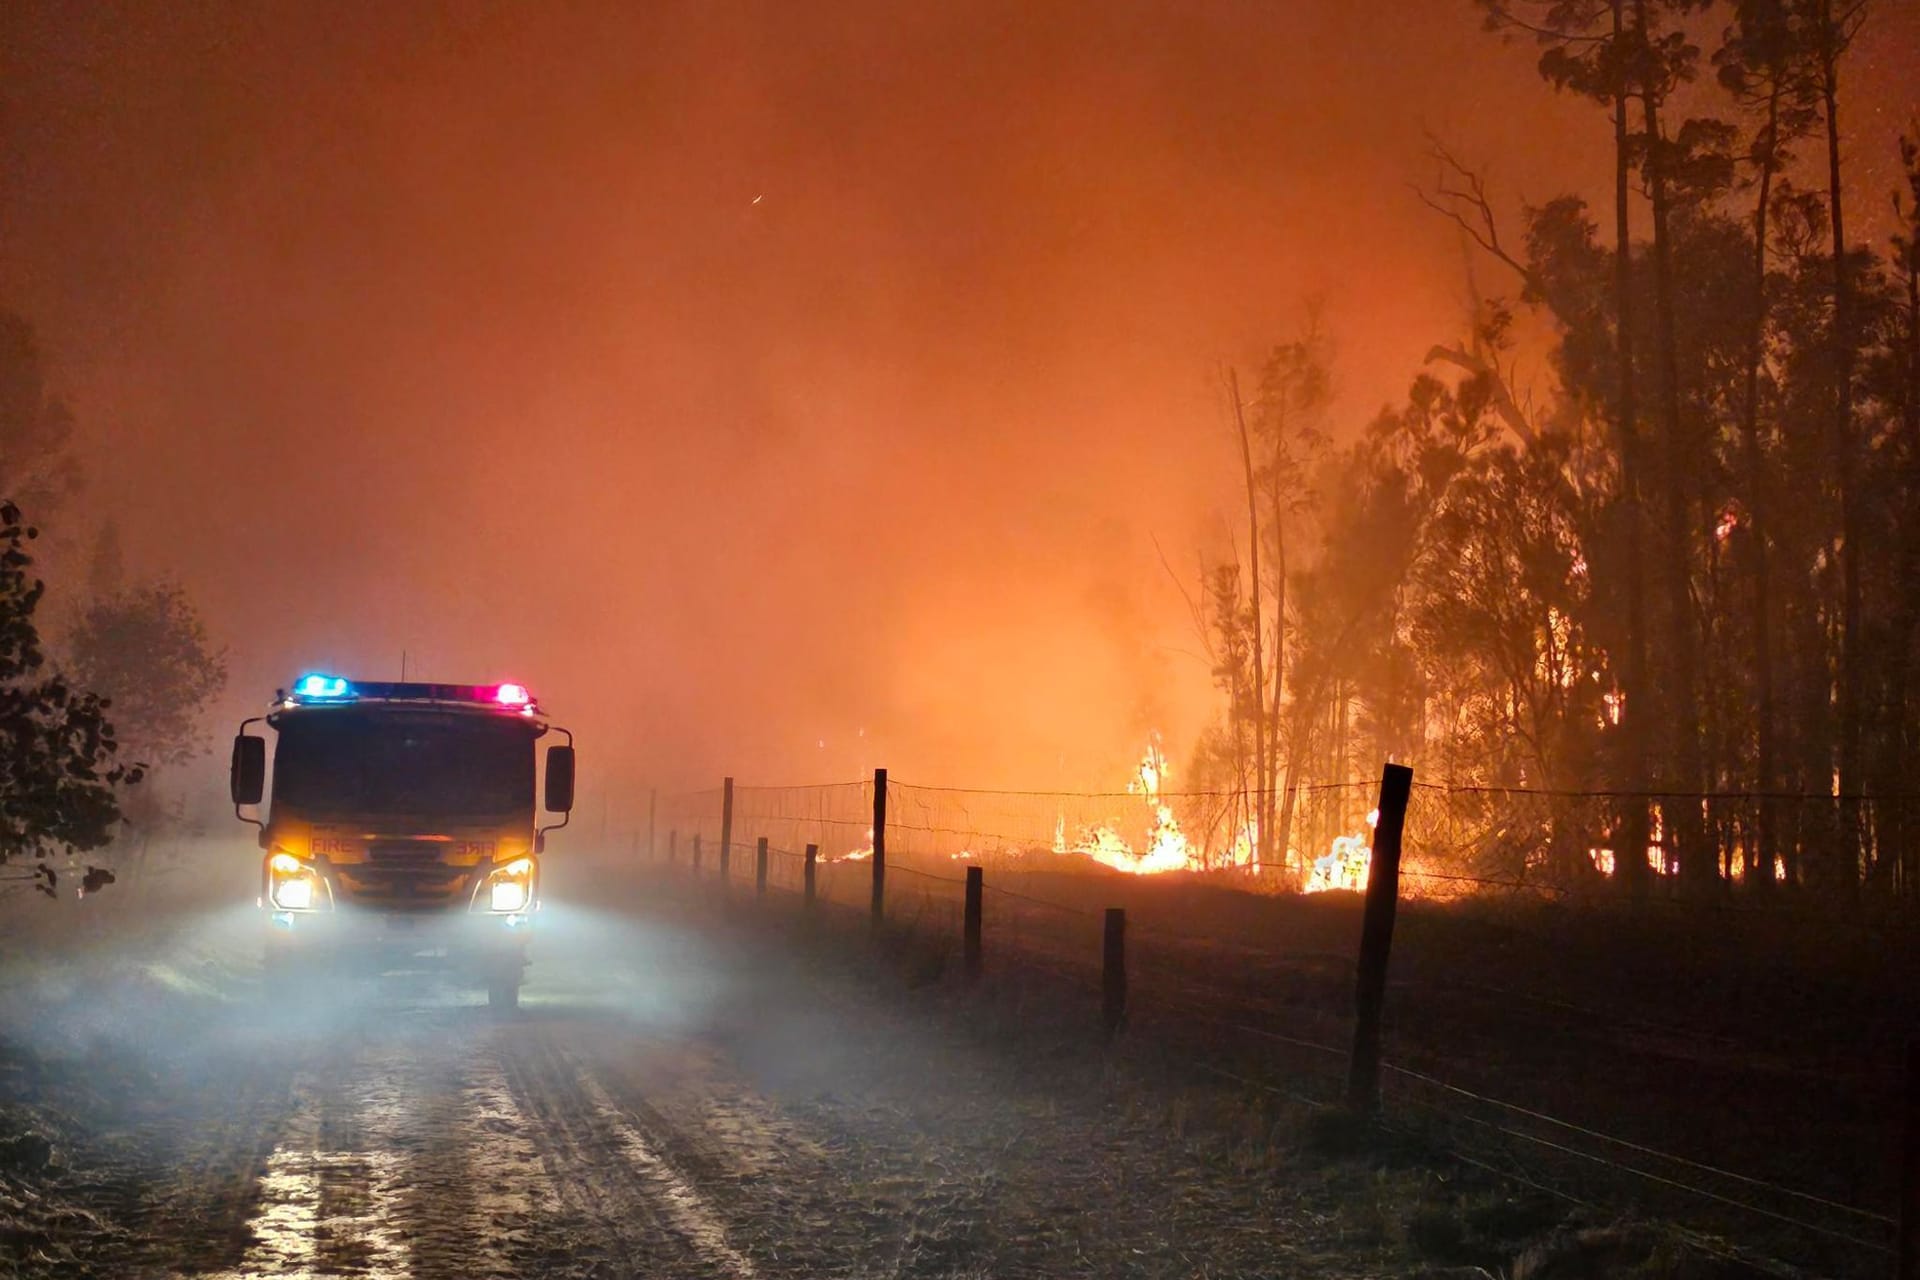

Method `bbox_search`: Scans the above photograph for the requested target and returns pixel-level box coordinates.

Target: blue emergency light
[294,673,352,699]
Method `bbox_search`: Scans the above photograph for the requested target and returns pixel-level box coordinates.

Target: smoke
[2,1,1914,813]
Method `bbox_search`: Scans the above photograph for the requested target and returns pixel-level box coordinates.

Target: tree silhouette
[0,503,135,897]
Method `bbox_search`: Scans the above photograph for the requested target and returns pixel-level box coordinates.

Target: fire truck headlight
[481,858,535,913]
[268,858,325,911]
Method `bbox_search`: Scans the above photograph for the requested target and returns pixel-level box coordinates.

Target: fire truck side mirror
[230,735,266,806]
[544,745,576,813]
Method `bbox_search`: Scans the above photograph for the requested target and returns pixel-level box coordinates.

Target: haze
[3,0,1914,816]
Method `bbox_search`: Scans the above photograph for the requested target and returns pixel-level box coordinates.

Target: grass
[690,863,1882,1278]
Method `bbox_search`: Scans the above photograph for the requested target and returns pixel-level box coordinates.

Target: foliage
[67,582,227,771]
[1199,5,1920,899]
[0,502,136,892]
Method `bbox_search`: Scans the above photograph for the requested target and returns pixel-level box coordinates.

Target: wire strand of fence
[1383,1108,1825,1280]
[992,941,1104,993]
[1179,1056,1333,1111]
[1134,1019,1694,1245]
[886,863,970,888]
[1393,1093,1891,1253]
[891,779,1361,800]
[977,883,1097,917]
[1410,781,1920,802]
[1125,985,1348,1061]
[1390,1123,1593,1209]
[1405,975,1764,1053]
[1398,868,1570,894]
[1378,1060,1893,1227]
[1125,915,1357,967]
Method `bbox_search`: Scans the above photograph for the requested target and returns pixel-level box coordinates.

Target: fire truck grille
[340,843,467,907]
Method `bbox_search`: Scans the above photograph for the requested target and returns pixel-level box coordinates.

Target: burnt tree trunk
[1819,0,1865,891]
[1635,0,1710,891]
[1611,0,1653,899]
[1738,78,1783,889]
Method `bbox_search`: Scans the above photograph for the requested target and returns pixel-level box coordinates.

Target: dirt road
[3,872,1389,1280]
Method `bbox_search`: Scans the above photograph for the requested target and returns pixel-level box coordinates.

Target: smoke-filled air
[1,3,1917,1279]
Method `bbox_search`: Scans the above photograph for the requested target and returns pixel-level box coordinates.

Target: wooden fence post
[870,768,888,930]
[647,788,657,861]
[1102,907,1126,1036]
[1901,1039,1919,1280]
[667,829,678,867]
[720,776,734,887]
[692,833,702,873]
[755,837,769,898]
[1347,762,1414,1114]
[804,844,818,907]
[964,866,983,982]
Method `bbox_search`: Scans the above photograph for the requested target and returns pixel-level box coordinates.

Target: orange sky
[1,1,1914,822]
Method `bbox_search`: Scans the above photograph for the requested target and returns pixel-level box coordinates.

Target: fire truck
[229,674,575,1010]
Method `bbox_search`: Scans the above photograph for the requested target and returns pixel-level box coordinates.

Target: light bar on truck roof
[294,672,351,700]
[284,674,541,713]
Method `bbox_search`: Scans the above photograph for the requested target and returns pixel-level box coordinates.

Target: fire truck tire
[487,978,520,1012]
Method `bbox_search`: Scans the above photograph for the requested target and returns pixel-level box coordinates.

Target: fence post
[755,837,769,898]
[964,866,983,982]
[870,768,888,930]
[804,844,818,908]
[1347,762,1414,1114]
[667,829,678,867]
[1102,907,1126,1036]
[1901,1039,1919,1280]
[720,776,734,887]
[646,788,657,861]
[692,833,702,874]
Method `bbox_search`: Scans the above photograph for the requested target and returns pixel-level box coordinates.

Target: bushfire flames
[824,737,1383,886]
[1052,738,1198,875]
[1039,738,1375,888]
[1305,809,1378,894]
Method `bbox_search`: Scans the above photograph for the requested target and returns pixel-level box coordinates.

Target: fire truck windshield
[272,710,535,820]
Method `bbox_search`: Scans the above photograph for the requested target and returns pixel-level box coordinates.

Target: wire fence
[663,775,1920,907]
[645,767,1915,1278]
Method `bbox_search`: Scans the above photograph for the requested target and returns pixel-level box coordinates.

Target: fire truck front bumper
[263,903,533,981]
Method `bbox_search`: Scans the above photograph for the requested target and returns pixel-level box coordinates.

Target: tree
[0,503,134,897]
[1713,0,1823,884]
[1477,0,1665,894]
[67,582,227,771]
[1809,0,1872,871]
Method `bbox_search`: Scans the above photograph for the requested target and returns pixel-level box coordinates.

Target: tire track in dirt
[190,1045,410,1279]
[495,1022,755,1279]
[576,1035,864,1277]
[174,1010,559,1280]
[127,1041,297,1277]
[456,1040,566,1278]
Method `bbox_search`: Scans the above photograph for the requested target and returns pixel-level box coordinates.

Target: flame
[1304,808,1378,894]
[1052,736,1203,875]
[1227,818,1259,869]
[1587,843,1674,877]
[836,829,874,862]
